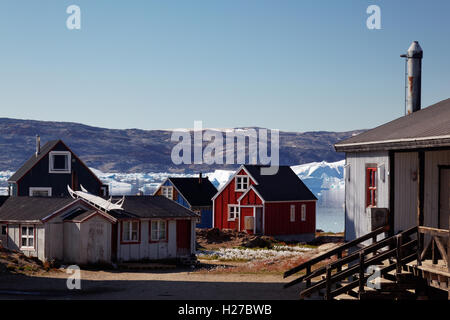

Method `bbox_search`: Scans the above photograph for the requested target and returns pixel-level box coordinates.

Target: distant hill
[0,118,364,173]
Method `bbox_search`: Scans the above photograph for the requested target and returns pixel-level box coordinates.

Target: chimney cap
[407,41,423,59]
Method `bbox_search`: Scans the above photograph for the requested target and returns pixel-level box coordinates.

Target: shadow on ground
[0,272,300,300]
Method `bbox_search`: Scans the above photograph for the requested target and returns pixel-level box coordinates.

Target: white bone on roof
[67,185,124,211]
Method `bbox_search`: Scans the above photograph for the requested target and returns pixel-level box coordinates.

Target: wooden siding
[16,141,103,197]
[116,219,195,261]
[345,151,390,241]
[213,169,255,230]
[264,202,315,236]
[394,152,418,233]
[240,188,263,206]
[4,224,45,260]
[424,150,450,228]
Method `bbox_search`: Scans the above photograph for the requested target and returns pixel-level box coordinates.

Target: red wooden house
[212,165,317,242]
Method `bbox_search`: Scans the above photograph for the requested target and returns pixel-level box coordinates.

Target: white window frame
[161,186,173,200]
[122,221,140,243]
[29,187,52,197]
[235,176,249,192]
[228,205,240,221]
[151,220,167,241]
[290,205,296,222]
[49,151,71,174]
[301,204,307,222]
[20,225,35,250]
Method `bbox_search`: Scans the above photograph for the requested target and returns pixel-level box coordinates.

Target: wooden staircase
[284,226,422,300]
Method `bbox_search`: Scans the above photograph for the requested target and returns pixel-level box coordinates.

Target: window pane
[53,155,68,170]
[159,229,166,240]
[28,227,34,236]
[22,227,27,235]
[151,230,158,240]
[131,222,138,232]
[22,237,27,247]
[28,238,34,247]
[151,221,158,231]
[131,231,138,241]
[123,222,130,240]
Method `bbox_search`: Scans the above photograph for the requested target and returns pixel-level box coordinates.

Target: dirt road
[0,268,300,300]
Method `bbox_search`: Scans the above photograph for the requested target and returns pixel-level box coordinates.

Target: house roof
[62,208,94,222]
[108,195,198,219]
[168,177,217,207]
[0,197,75,221]
[335,98,450,152]
[8,140,60,182]
[0,196,9,208]
[242,165,317,202]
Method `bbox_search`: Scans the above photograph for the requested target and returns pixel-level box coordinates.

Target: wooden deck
[406,260,450,295]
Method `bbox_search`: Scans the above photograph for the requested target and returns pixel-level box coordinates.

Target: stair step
[359,290,416,300]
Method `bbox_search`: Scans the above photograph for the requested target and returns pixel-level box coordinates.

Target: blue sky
[0,0,449,132]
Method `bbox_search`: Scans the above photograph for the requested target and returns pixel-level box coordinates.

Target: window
[49,151,71,173]
[151,220,167,241]
[21,225,35,249]
[290,205,296,222]
[161,186,173,200]
[366,167,377,207]
[29,187,52,197]
[301,204,307,222]
[1,225,6,236]
[235,176,249,191]
[122,221,140,242]
[228,205,240,221]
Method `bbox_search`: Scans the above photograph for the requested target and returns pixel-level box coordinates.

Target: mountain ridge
[0,118,364,173]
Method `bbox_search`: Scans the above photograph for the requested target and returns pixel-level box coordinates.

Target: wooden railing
[283,225,419,299]
[283,225,390,289]
[417,225,449,272]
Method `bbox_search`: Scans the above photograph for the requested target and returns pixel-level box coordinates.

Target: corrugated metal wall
[345,151,389,241]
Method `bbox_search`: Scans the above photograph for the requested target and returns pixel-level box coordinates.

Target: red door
[176,220,191,256]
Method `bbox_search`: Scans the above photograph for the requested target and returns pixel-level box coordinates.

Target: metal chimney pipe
[35,135,40,157]
[401,41,423,115]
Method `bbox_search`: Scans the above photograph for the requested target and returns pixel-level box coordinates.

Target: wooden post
[431,238,438,265]
[417,151,425,248]
[359,251,365,294]
[306,265,311,288]
[337,252,342,272]
[396,235,403,278]
[325,266,332,300]
[417,229,422,266]
[447,217,450,273]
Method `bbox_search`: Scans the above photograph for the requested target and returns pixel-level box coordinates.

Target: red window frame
[120,220,141,244]
[366,167,377,207]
